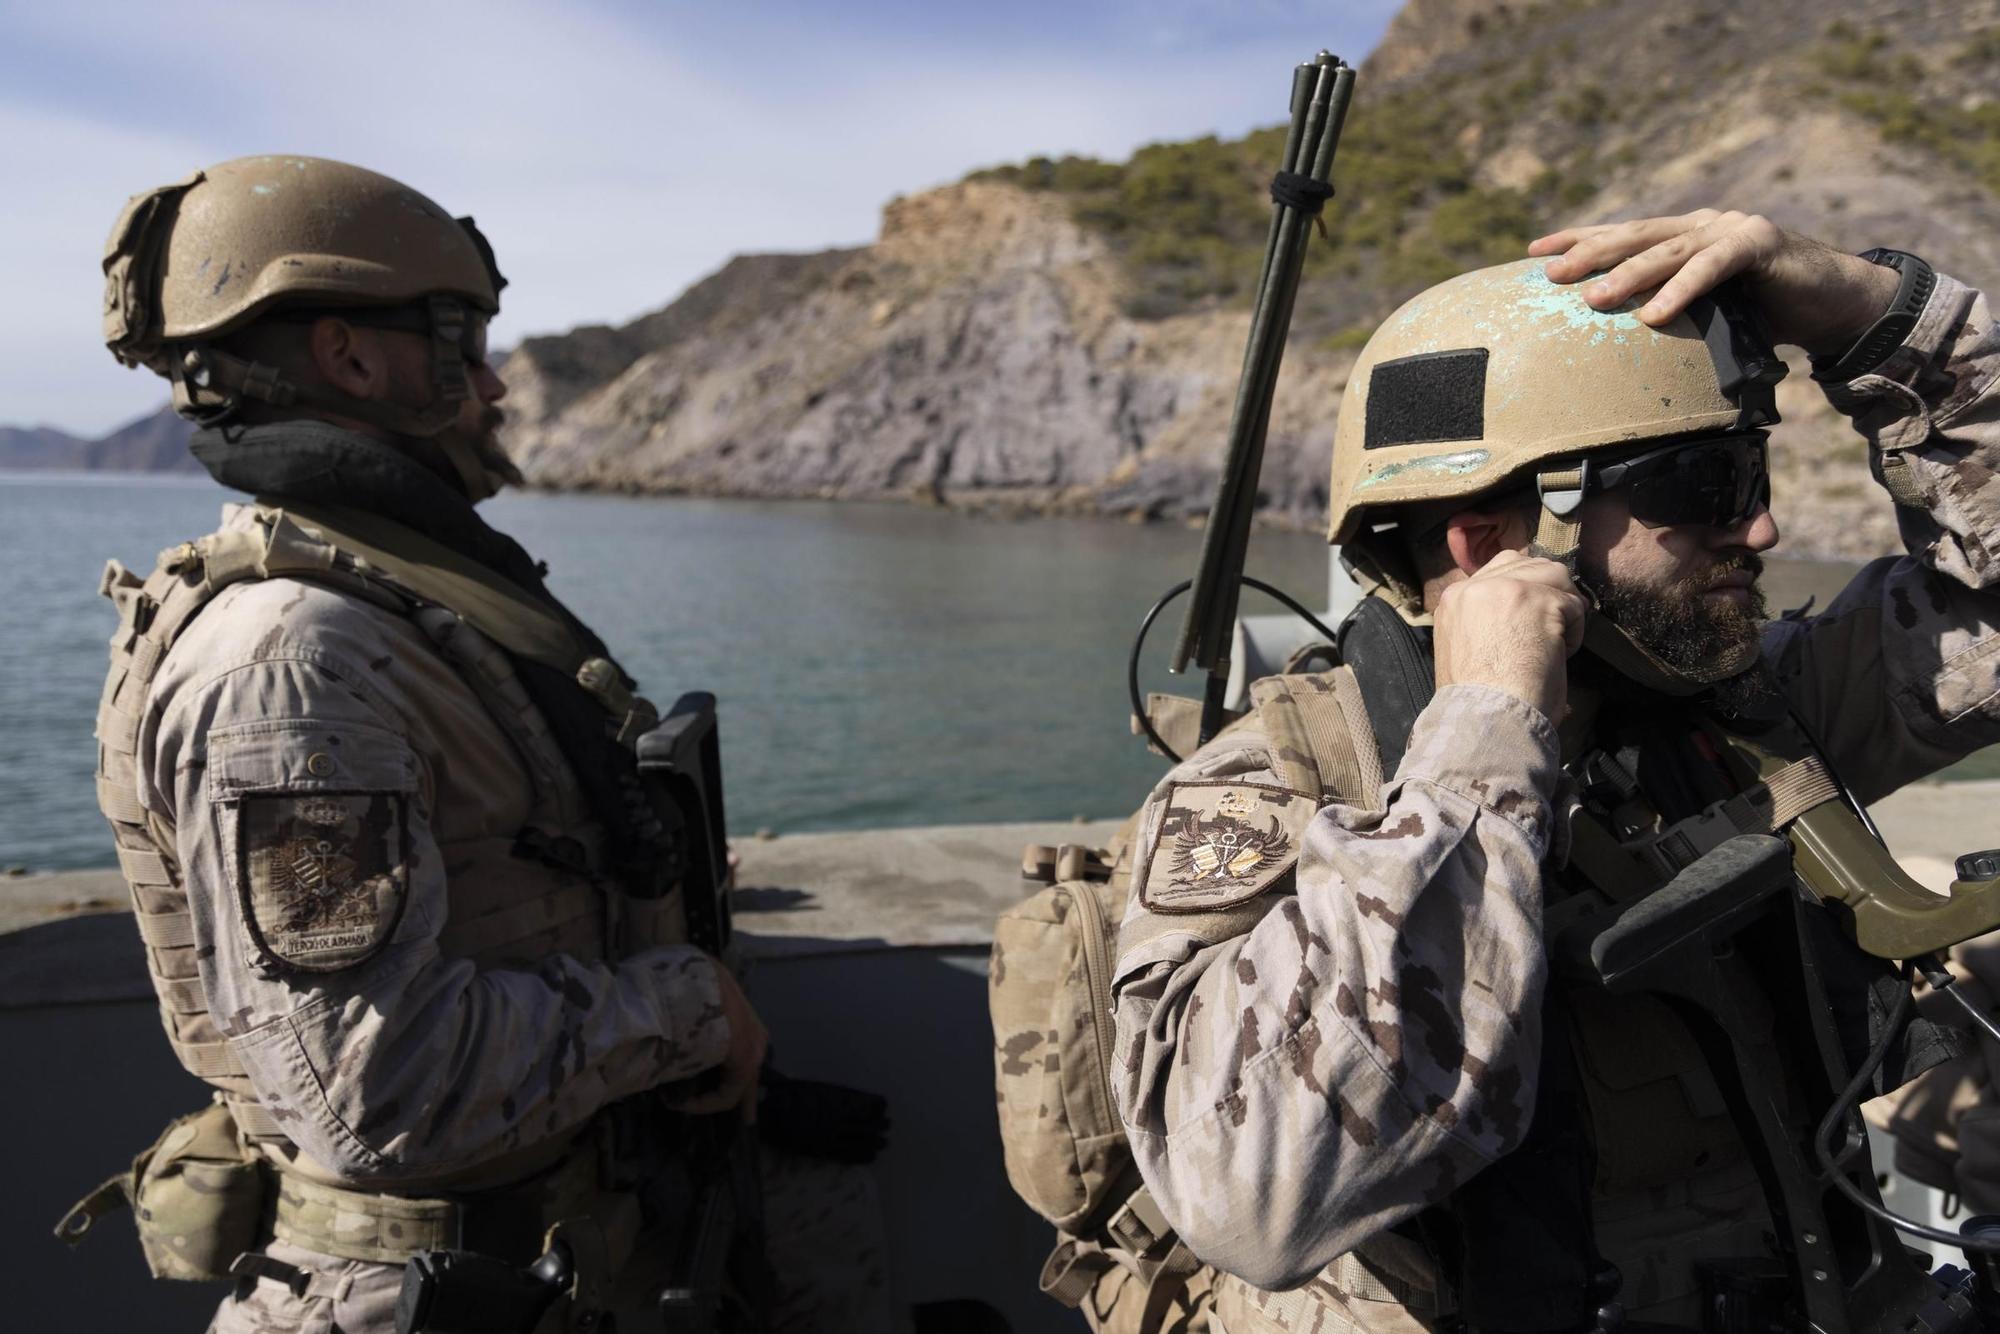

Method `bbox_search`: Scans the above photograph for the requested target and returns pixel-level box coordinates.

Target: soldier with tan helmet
[1107,210,2000,1331]
[64,156,893,1333]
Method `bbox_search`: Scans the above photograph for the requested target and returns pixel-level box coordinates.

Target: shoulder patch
[1136,781,1318,914]
[239,792,409,972]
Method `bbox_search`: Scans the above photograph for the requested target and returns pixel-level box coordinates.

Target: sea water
[1,472,1987,871]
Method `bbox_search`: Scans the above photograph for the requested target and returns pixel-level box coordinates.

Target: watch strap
[1809,248,1937,384]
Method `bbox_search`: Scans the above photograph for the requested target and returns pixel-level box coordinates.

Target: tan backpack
[990,669,1381,1333]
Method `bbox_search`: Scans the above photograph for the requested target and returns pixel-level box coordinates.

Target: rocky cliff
[497,0,2000,559]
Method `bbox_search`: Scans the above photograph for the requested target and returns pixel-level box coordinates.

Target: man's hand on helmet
[1528,209,1901,356]
[1433,551,1590,725]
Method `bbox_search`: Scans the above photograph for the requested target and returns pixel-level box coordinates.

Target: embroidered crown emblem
[1215,790,1254,820]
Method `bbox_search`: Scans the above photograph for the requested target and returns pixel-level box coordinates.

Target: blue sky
[1,1,1398,436]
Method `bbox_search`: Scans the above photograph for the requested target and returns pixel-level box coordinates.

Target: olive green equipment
[102,155,516,498]
[1169,51,1357,749]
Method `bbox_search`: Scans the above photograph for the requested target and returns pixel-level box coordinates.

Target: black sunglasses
[270,300,490,367]
[1585,433,1771,530]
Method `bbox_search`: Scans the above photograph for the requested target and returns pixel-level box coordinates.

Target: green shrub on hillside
[1806,22,2000,195]
[1815,21,1899,81]
[966,78,1589,322]
[1958,27,2000,66]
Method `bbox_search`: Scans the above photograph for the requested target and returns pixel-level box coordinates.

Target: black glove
[756,1068,890,1165]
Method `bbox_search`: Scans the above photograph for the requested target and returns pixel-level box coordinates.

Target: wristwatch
[1808,247,1937,384]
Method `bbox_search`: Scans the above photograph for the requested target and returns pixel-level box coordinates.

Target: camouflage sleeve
[1110,684,1559,1290]
[1768,275,2000,801]
[147,592,731,1183]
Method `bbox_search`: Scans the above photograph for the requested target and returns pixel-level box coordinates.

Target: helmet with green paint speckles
[1326,256,1767,543]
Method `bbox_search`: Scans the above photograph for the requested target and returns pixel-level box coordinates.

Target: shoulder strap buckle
[1104,1186,1176,1261]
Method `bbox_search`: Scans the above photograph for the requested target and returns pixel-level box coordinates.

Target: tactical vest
[996,601,1928,1333]
[93,501,687,1163]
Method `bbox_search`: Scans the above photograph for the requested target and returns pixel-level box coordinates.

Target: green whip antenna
[1170,52,1357,747]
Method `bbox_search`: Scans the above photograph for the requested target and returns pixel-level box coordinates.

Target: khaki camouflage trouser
[1209,1252,1443,1334]
[1081,1262,1216,1334]
[210,1150,898,1334]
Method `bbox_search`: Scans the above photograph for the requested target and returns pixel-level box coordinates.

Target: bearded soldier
[67,157,891,1333]
[1109,210,2000,1331]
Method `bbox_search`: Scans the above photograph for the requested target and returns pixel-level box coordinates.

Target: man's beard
[428,403,522,500]
[387,358,521,494]
[450,404,522,487]
[1586,550,1777,713]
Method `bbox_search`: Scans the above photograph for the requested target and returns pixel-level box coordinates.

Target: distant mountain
[85,406,199,472]
[0,406,197,474]
[0,425,87,470]
[497,0,2000,560]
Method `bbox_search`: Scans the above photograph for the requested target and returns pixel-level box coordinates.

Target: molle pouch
[56,1099,268,1282]
[1569,991,1750,1194]
[991,844,1130,1234]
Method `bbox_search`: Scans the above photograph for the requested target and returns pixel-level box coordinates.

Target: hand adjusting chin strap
[1531,463,1760,697]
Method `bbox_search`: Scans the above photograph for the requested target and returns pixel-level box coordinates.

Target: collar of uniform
[187,419,594,648]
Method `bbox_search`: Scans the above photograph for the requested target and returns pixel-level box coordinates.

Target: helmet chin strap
[168,295,529,500]
[176,345,460,434]
[1531,464,1760,697]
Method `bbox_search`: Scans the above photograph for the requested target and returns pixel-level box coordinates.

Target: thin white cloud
[2,0,1395,435]
[0,104,218,436]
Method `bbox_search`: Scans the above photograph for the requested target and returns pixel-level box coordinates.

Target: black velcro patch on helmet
[1365,348,1489,449]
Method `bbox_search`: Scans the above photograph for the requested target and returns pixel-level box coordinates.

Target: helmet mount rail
[1685,283,1788,430]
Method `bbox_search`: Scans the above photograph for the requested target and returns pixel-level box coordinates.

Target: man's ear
[308,318,388,401]
[1443,504,1534,575]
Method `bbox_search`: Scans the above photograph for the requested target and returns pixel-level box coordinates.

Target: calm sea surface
[2,472,1991,870]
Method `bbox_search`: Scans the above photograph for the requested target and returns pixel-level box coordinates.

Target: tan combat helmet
[102,155,505,444]
[1328,255,1786,693]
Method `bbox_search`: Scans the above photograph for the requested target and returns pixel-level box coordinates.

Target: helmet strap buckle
[425,295,471,411]
[1532,464,1590,585]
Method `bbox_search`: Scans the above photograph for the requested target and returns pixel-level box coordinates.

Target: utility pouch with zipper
[992,838,1130,1239]
[56,1098,268,1282]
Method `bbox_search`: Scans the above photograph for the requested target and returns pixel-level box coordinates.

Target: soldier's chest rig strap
[1332,595,1988,1334]
[76,499,737,1265]
[223,500,738,957]
[188,500,691,894]
[180,420,693,893]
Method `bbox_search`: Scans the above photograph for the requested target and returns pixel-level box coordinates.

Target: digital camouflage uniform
[1110,273,2000,1330]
